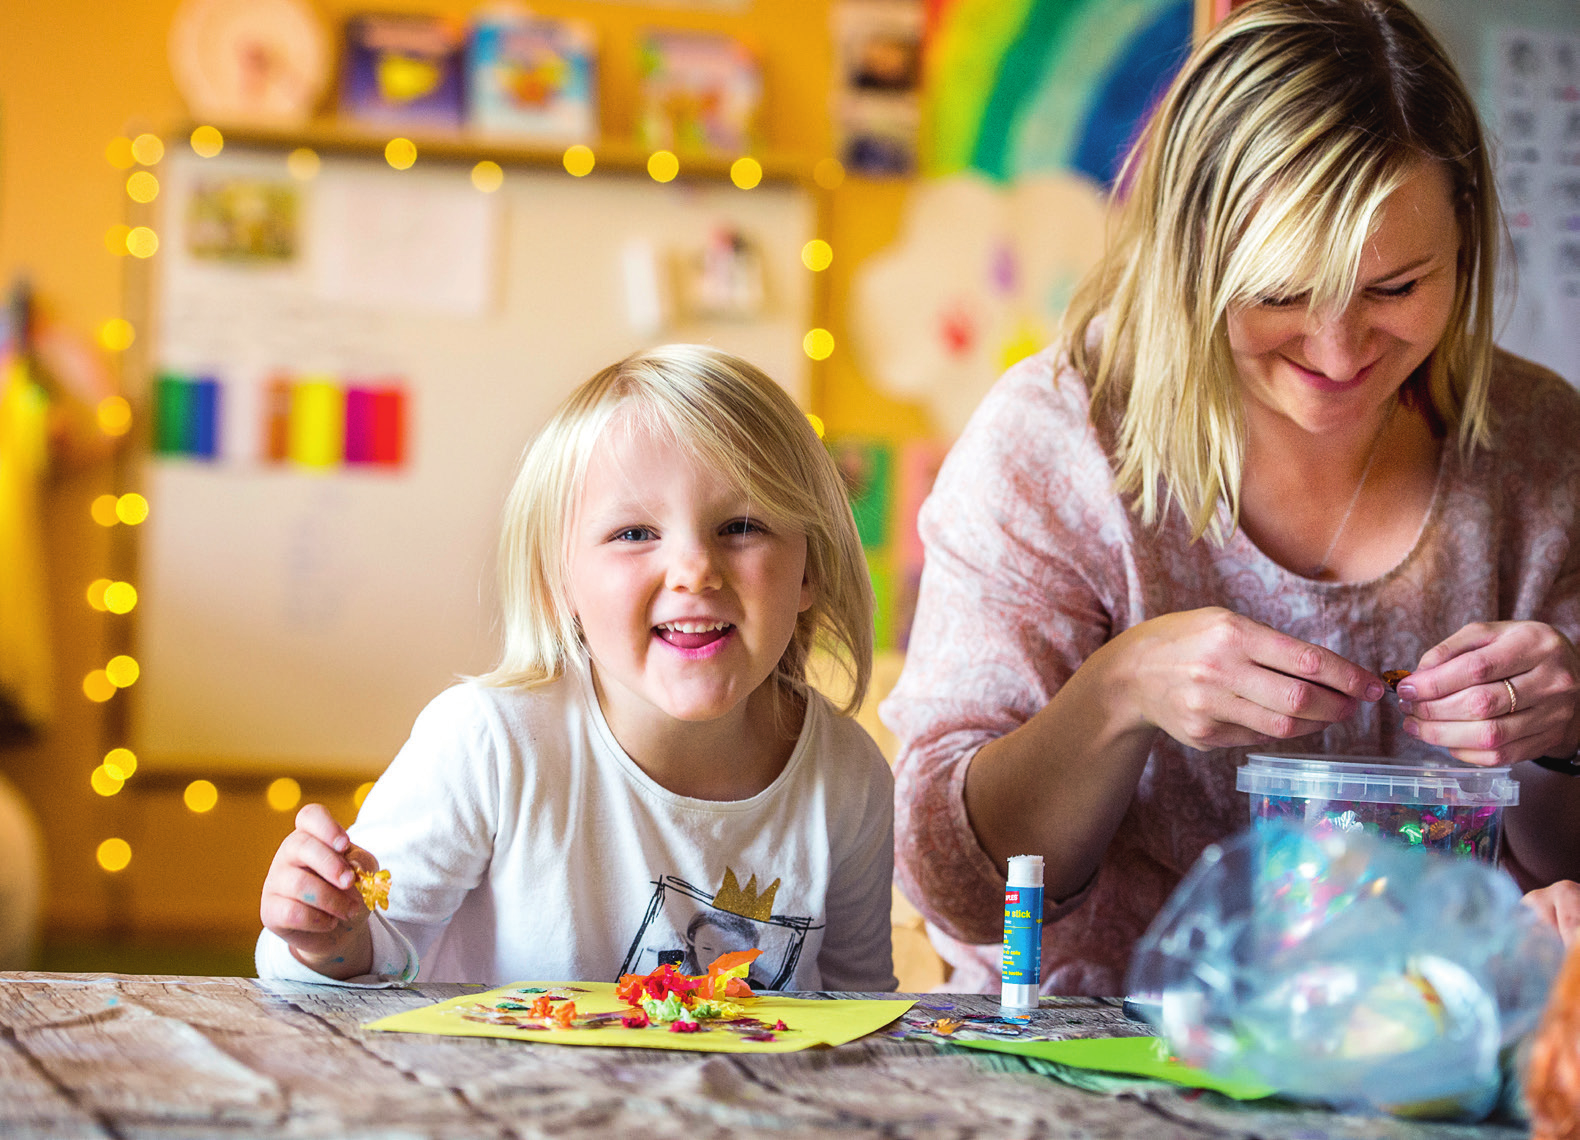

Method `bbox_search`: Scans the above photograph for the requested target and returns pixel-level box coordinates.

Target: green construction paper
[953,1036,1275,1101]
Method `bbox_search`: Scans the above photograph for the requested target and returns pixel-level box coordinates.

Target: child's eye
[612,526,656,542]
[721,517,766,537]
[1254,292,1307,309]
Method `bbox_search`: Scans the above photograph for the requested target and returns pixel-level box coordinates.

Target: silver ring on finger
[1503,677,1518,717]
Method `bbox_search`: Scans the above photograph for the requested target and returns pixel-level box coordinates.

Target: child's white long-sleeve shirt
[256,667,897,991]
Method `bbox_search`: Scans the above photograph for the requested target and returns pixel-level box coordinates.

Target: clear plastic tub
[1236,753,1520,863]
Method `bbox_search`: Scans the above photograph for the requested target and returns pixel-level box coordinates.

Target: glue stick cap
[1006,854,1044,888]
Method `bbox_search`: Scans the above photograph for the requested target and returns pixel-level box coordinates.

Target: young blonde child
[256,345,895,990]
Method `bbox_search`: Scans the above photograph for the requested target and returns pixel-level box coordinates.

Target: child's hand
[1524,880,1580,948]
[260,803,376,978]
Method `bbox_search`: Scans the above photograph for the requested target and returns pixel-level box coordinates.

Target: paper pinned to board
[311,172,500,317]
[364,980,913,1054]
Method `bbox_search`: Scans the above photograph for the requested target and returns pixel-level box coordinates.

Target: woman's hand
[1524,880,1580,948]
[1119,607,1384,750]
[1398,621,1580,767]
[259,803,376,978]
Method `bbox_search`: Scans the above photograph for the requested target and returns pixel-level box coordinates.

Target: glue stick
[1001,854,1044,1013]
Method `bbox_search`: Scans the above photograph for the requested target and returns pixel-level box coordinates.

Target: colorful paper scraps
[354,867,391,912]
[363,952,913,1054]
[152,374,220,459]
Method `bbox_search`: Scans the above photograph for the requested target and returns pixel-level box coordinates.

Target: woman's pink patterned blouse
[880,344,1580,996]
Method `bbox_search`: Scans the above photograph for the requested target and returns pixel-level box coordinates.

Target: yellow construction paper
[363,982,915,1054]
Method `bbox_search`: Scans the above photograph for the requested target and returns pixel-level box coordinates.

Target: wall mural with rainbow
[852,0,1194,436]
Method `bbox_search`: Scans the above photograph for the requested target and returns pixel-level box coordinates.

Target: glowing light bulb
[97,838,132,872]
[813,158,846,190]
[806,412,825,439]
[266,777,302,812]
[105,137,136,170]
[105,655,140,688]
[97,318,135,352]
[83,670,116,703]
[353,781,375,810]
[647,150,679,184]
[126,227,159,259]
[97,396,133,437]
[126,171,159,203]
[801,239,833,271]
[104,581,138,614]
[116,494,149,525]
[86,579,112,611]
[103,748,138,780]
[130,133,164,165]
[730,157,762,190]
[803,328,835,361]
[91,766,124,797]
[91,494,120,527]
[471,160,504,192]
[184,780,218,813]
[190,125,224,158]
[562,144,595,177]
[287,147,320,180]
[385,138,417,170]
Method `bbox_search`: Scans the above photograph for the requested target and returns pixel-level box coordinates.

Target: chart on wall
[134,146,813,772]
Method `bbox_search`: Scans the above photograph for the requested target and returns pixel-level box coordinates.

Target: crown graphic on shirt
[711,867,779,922]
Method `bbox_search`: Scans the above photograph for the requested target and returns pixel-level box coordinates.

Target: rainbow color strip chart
[151,372,407,469]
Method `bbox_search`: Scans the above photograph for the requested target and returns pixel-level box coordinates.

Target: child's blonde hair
[1064,0,1498,541]
[481,344,873,714]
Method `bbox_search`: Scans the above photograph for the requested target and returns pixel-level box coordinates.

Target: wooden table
[0,974,1523,1139]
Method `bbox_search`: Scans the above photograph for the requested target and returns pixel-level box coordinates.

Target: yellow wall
[0,0,927,948]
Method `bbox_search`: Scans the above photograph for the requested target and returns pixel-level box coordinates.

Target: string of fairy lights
[85,124,843,877]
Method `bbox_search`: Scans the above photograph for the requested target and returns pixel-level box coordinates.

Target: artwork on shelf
[340,11,467,131]
[467,13,598,142]
[168,0,332,127]
[637,30,761,154]
[832,0,924,176]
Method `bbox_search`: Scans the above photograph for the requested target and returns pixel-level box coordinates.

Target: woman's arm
[964,608,1385,901]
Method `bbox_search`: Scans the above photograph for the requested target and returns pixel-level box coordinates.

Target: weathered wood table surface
[0,974,1525,1139]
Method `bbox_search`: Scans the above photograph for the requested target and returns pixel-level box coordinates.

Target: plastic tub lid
[1236,753,1519,807]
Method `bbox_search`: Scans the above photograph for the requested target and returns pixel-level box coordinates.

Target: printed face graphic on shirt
[620,867,816,990]
[566,418,814,748]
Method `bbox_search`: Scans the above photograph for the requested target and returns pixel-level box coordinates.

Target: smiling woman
[880,0,1580,998]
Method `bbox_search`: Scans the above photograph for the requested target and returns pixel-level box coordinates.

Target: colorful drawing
[340,12,466,130]
[830,438,892,549]
[152,374,220,459]
[637,31,761,153]
[186,179,298,262]
[467,13,596,142]
[924,0,1193,188]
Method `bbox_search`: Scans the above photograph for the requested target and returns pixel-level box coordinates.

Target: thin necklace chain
[1310,398,1396,579]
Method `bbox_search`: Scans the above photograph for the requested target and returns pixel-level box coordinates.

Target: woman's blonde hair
[479,344,873,714]
[1065,0,1498,540]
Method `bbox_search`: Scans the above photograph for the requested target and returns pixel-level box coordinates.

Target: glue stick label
[1001,884,1043,986]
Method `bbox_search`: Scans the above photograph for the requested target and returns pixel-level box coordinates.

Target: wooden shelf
[179,119,818,185]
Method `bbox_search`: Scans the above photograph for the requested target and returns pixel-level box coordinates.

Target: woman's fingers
[1132,608,1377,750]
[1401,621,1580,764]
[1523,881,1580,947]
[294,803,351,853]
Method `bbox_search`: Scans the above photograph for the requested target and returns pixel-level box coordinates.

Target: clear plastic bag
[1126,821,1564,1120]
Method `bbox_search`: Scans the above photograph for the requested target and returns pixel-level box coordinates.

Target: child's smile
[566,412,814,781]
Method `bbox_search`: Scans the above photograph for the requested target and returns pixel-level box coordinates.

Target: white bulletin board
[133,144,815,773]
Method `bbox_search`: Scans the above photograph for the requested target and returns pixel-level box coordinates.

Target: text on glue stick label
[1001,886,1043,984]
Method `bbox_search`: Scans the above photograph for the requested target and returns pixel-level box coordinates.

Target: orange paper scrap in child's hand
[355,866,391,911]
